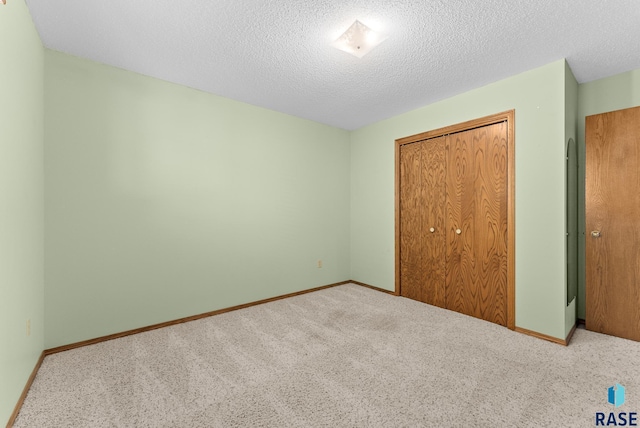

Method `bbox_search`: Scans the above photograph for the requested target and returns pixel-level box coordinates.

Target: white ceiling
[25,0,640,130]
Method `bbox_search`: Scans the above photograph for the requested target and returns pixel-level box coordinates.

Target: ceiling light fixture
[331,20,387,58]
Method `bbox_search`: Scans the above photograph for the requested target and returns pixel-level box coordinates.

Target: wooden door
[395,110,514,330]
[586,106,640,342]
[399,137,446,307]
[446,122,508,326]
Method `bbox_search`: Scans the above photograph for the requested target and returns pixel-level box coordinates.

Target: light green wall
[351,60,568,339]
[44,51,351,348]
[576,68,640,319]
[564,61,578,338]
[0,0,44,425]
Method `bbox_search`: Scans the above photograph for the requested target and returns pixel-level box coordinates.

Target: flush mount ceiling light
[331,20,387,58]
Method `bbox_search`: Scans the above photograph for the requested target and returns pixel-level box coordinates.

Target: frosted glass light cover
[331,20,387,58]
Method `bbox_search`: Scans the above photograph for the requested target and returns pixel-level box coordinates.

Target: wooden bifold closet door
[396,112,514,329]
[399,137,446,307]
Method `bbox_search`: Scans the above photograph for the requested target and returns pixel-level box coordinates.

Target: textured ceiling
[25,0,640,130]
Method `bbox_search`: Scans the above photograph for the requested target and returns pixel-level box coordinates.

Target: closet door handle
[429,227,435,233]
[456,229,462,235]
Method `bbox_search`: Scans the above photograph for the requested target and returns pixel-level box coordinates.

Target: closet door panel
[446,130,476,316]
[399,138,446,306]
[399,142,425,303]
[475,122,508,326]
[446,123,508,326]
[423,137,446,307]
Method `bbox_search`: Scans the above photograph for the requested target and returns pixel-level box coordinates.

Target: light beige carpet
[14,284,640,427]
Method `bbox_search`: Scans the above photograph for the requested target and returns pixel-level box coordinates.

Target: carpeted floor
[14,284,640,427]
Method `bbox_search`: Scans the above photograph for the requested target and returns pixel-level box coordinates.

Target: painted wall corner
[0,0,45,425]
